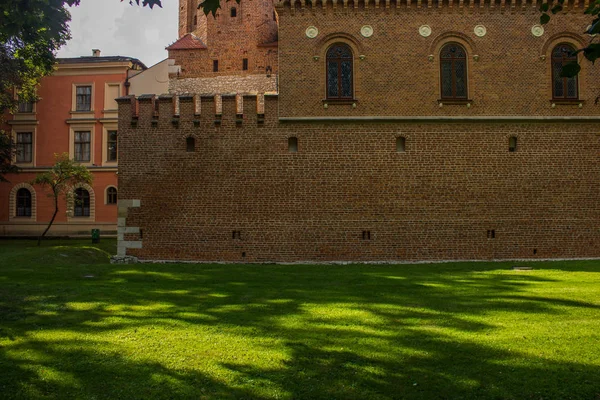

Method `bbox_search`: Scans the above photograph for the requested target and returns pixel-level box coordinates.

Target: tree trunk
[38,193,59,246]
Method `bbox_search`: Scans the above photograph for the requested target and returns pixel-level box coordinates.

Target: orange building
[0,51,146,236]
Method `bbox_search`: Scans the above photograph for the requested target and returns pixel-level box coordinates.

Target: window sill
[550,100,584,106]
[8,216,36,223]
[438,99,473,105]
[14,162,34,168]
[322,99,359,106]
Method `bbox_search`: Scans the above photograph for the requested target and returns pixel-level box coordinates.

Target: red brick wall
[117,94,600,261]
[276,3,600,117]
[173,0,278,79]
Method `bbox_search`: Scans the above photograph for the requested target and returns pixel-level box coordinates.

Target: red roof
[166,34,207,51]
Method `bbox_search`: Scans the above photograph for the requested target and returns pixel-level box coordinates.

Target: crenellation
[277,0,584,11]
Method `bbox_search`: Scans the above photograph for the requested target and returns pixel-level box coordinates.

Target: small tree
[32,153,93,245]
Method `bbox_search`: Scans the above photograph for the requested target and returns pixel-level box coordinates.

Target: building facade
[0,52,146,237]
[115,0,600,262]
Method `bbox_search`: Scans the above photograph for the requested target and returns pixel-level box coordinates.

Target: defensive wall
[115,94,600,262]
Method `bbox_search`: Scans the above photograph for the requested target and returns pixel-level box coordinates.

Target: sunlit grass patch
[0,240,599,399]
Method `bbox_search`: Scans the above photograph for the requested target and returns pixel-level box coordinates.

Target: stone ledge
[110,255,139,264]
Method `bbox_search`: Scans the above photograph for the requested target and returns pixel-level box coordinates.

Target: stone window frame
[9,183,37,222]
[72,83,94,113]
[551,43,579,101]
[14,88,37,115]
[315,33,363,104]
[68,122,95,167]
[439,43,469,101]
[102,122,118,166]
[430,33,476,104]
[325,43,354,101]
[67,183,96,222]
[541,33,587,103]
[11,125,37,167]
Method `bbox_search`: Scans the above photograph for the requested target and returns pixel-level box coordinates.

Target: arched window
[74,188,90,217]
[326,43,353,100]
[16,188,32,217]
[107,187,118,205]
[186,136,195,152]
[552,44,578,100]
[230,7,237,17]
[440,43,468,100]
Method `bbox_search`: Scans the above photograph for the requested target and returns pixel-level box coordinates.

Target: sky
[57,0,179,68]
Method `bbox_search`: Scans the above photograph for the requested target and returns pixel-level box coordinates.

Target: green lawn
[1,240,599,399]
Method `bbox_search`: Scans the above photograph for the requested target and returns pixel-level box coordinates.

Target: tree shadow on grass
[1,253,600,399]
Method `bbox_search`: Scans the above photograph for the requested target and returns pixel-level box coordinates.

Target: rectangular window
[213,60,219,73]
[74,131,91,162]
[17,98,33,113]
[76,86,92,111]
[16,132,32,163]
[107,130,117,161]
[242,58,248,71]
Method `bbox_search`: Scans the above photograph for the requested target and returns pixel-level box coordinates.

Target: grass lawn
[0,240,599,399]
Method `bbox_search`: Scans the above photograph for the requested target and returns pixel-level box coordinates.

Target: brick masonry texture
[276,4,600,117]
[169,75,277,95]
[119,1,600,262]
[172,0,278,80]
[117,94,600,262]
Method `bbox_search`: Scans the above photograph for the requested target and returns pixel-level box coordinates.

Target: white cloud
[57,0,178,67]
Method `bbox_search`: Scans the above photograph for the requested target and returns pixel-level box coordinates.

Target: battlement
[116,93,278,127]
[276,0,589,13]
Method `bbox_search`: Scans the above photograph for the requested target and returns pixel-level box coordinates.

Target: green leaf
[583,44,600,63]
[560,62,581,78]
[540,13,551,25]
[540,2,549,11]
[199,0,221,16]
[551,4,563,13]
[588,19,600,34]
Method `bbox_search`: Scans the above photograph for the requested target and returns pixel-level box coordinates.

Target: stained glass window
[440,44,468,100]
[552,44,578,100]
[326,44,353,99]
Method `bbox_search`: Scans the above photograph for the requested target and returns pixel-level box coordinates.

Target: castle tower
[168,0,278,94]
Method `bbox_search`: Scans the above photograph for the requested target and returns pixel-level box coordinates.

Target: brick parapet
[117,95,600,262]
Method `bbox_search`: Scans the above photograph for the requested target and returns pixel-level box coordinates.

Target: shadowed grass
[1,239,599,399]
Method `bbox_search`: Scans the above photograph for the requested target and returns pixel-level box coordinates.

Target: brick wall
[173,0,278,80]
[116,94,600,262]
[276,1,600,117]
[169,75,277,95]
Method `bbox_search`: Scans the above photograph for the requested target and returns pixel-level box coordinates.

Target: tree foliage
[540,0,600,77]
[31,153,93,245]
[0,0,161,182]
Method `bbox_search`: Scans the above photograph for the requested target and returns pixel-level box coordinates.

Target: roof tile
[166,34,208,51]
